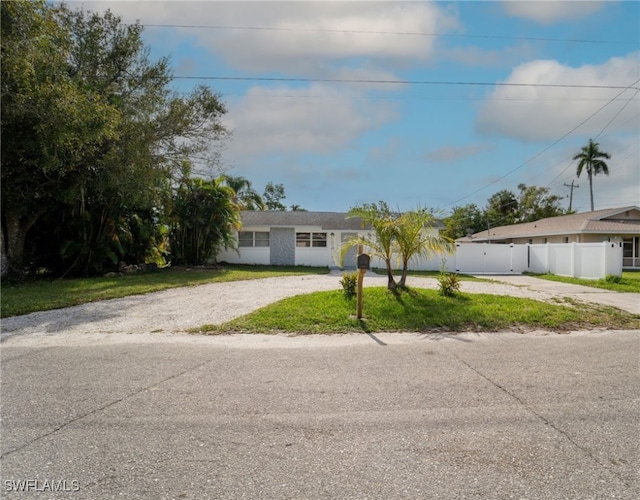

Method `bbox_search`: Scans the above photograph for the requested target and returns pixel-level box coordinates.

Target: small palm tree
[345,202,399,290]
[394,208,455,288]
[573,139,611,211]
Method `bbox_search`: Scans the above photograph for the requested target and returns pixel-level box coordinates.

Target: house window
[296,232,327,248]
[563,237,569,243]
[238,231,269,247]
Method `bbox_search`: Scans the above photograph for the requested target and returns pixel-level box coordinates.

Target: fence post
[545,243,551,274]
[570,242,576,278]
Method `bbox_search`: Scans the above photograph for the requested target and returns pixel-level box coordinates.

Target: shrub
[438,271,461,297]
[340,271,358,299]
[604,274,622,283]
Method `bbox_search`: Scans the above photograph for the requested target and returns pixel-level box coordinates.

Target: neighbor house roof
[240,211,445,231]
[463,206,640,242]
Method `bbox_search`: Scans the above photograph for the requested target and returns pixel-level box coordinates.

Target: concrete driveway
[1,330,638,499]
[483,274,640,315]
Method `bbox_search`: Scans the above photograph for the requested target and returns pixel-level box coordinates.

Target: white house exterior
[459,206,640,270]
[217,211,447,270]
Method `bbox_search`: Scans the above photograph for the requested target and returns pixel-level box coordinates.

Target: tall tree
[223,175,265,210]
[1,3,228,276]
[263,182,287,211]
[442,204,485,240]
[573,139,611,211]
[516,184,566,222]
[485,189,518,228]
[1,1,119,275]
[394,208,454,288]
[170,175,240,265]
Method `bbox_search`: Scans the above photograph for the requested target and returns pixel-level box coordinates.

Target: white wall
[217,246,270,265]
[452,244,527,274]
[218,230,623,279]
[527,242,622,279]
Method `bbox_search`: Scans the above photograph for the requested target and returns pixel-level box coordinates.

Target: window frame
[296,232,328,248]
[238,231,270,248]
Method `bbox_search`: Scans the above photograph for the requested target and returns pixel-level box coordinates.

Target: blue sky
[80,1,639,214]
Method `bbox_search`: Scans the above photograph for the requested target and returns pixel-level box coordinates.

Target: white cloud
[445,43,538,68]
[476,53,640,142]
[222,84,397,166]
[78,1,459,79]
[501,0,607,24]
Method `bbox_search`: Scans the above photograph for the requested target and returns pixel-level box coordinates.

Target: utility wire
[172,75,638,90]
[141,23,634,45]
[442,79,640,209]
[544,82,640,188]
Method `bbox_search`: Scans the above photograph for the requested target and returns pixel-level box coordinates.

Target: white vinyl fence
[447,242,622,279]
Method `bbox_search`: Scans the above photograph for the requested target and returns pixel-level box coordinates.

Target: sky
[76,0,639,214]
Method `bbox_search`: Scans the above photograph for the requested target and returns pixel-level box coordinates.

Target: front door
[270,228,295,266]
[340,233,358,269]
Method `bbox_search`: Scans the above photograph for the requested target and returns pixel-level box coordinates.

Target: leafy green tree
[1,0,119,275]
[394,208,455,288]
[289,204,307,212]
[573,139,611,211]
[485,189,518,228]
[223,175,265,210]
[263,182,287,211]
[1,3,228,276]
[516,184,566,222]
[170,175,240,265]
[442,204,485,240]
[346,202,399,290]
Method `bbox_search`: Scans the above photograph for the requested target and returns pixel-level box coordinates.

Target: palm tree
[573,139,611,211]
[170,176,241,265]
[394,208,455,288]
[223,175,265,210]
[344,202,399,290]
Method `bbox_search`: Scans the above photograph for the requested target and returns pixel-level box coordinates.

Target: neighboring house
[217,211,445,269]
[459,206,640,270]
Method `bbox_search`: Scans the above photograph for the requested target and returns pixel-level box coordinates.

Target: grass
[526,271,640,293]
[0,264,329,318]
[371,268,490,282]
[192,287,640,335]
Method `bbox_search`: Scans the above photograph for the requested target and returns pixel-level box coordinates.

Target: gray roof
[239,211,445,230]
[464,206,640,242]
[240,211,369,230]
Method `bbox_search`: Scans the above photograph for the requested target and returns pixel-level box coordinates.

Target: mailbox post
[356,245,370,320]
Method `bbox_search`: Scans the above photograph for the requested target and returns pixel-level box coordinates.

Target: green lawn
[1,265,329,318]
[526,271,640,293]
[193,287,640,335]
[371,268,490,282]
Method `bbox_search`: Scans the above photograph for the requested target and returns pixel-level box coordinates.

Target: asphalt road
[1,330,638,499]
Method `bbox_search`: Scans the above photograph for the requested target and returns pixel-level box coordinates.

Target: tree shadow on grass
[383,287,473,332]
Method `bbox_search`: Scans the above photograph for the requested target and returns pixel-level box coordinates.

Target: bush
[340,271,358,299]
[438,271,461,297]
[603,274,622,283]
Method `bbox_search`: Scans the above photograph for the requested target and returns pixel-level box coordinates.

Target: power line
[544,82,640,188]
[216,91,640,103]
[442,80,640,209]
[141,23,635,45]
[172,75,638,90]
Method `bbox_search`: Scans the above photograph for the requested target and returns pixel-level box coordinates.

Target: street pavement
[1,330,638,499]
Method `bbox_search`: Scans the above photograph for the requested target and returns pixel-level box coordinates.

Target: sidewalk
[481,274,640,315]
